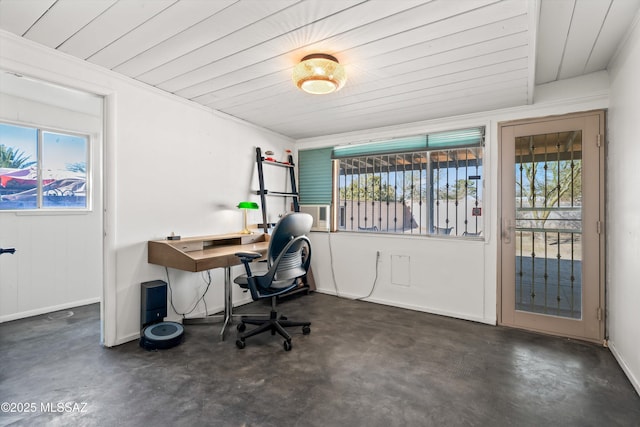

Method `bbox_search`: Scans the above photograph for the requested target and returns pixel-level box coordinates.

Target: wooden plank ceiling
[0,0,638,139]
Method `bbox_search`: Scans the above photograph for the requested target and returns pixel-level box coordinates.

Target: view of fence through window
[337,145,483,236]
[0,122,88,210]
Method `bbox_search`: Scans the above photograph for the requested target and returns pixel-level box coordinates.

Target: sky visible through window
[0,123,86,170]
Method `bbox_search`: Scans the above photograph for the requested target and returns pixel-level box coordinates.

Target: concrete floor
[1,293,639,427]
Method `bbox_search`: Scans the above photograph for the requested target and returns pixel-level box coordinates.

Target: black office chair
[234,212,312,351]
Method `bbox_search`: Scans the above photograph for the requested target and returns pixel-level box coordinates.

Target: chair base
[236,310,310,351]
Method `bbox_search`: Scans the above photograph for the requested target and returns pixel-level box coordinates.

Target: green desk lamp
[237,201,259,234]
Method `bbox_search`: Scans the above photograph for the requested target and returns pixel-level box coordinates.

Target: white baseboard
[0,297,100,323]
[112,331,141,347]
[608,340,640,396]
[314,289,495,325]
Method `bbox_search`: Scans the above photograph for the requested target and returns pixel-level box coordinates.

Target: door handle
[0,247,16,255]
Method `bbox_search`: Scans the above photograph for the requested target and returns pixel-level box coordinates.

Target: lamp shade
[292,54,346,95]
[237,201,259,210]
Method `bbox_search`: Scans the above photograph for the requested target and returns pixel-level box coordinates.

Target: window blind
[298,147,333,205]
[331,127,484,159]
[427,127,485,148]
[331,136,427,158]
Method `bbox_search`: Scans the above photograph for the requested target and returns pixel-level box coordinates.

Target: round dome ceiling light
[292,53,346,95]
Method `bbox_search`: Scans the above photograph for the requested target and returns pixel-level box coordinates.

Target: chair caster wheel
[283,340,292,351]
[280,316,288,321]
[236,339,246,349]
[237,323,246,332]
[302,325,311,335]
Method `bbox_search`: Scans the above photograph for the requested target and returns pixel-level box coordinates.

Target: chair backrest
[266,212,313,286]
[268,212,312,262]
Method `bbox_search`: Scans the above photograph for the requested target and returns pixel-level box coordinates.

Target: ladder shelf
[255,147,299,234]
[254,147,315,295]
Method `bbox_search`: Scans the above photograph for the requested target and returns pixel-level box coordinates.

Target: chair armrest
[235,251,263,278]
[235,251,262,261]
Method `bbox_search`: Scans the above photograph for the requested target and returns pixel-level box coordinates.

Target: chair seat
[234,261,304,291]
[235,274,298,290]
[234,261,268,288]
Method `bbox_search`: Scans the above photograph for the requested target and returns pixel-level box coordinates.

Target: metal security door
[499,111,605,343]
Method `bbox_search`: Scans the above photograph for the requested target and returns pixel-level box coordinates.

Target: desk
[148,233,269,340]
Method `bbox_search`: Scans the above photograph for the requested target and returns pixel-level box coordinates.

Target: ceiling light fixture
[292,53,346,95]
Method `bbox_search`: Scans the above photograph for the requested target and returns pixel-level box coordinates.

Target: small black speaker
[141,280,167,328]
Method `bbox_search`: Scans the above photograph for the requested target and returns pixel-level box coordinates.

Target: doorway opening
[0,71,104,341]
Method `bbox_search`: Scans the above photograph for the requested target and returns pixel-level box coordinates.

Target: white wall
[310,232,488,322]
[299,72,610,327]
[0,31,294,345]
[606,13,640,394]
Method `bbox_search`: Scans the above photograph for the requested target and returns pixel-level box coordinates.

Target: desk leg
[183,267,232,342]
[219,267,233,341]
[187,267,265,340]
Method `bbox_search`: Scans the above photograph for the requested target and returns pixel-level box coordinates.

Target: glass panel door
[499,111,604,343]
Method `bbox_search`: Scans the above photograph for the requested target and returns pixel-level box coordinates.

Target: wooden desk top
[148,233,269,272]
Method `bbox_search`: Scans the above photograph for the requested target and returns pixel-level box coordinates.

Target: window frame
[332,127,485,238]
[0,120,92,213]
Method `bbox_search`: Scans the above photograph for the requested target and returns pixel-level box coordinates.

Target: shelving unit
[255,147,299,233]
[254,146,315,294]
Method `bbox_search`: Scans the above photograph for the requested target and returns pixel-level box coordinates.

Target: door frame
[497,110,606,344]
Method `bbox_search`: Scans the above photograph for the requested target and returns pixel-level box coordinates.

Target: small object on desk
[167,232,181,241]
[237,201,260,234]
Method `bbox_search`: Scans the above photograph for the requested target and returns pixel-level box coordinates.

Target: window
[0,122,89,210]
[333,127,484,236]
